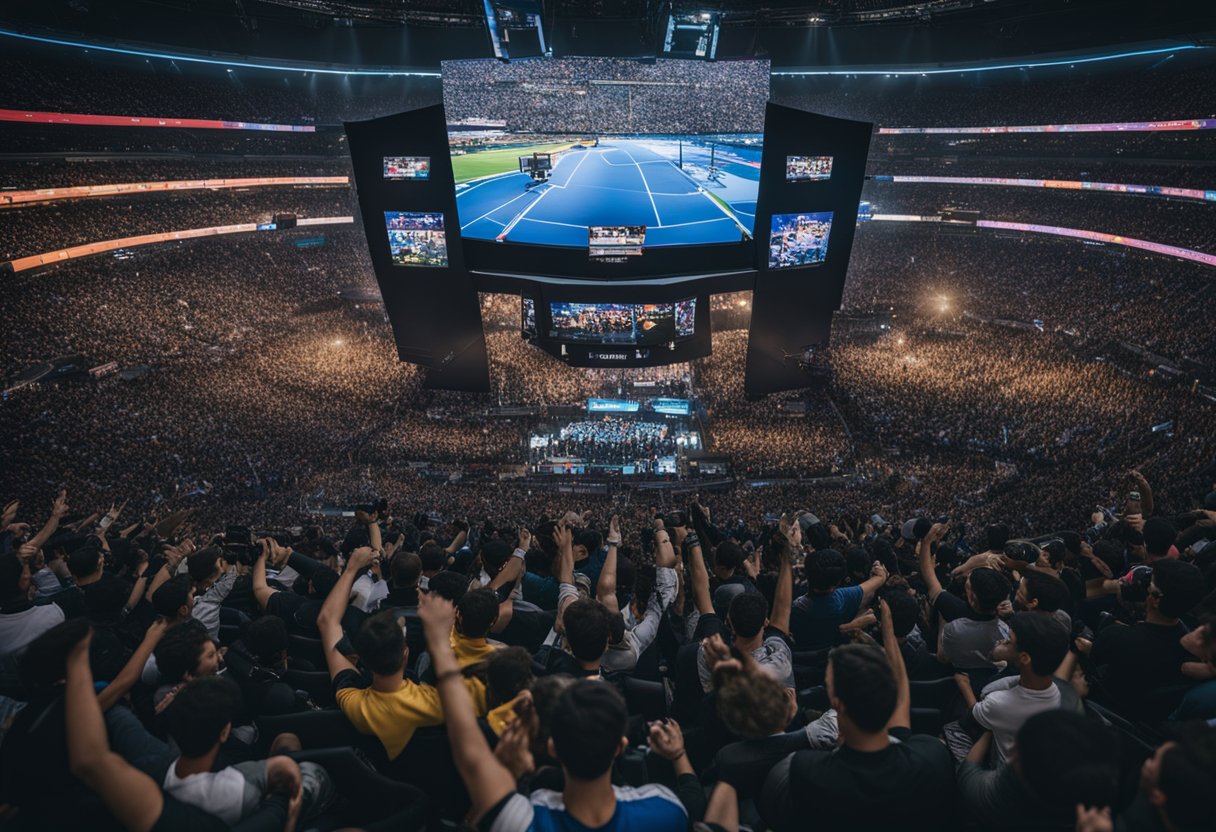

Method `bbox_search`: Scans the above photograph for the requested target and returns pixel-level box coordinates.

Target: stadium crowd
[842,224,1216,368]
[441,57,769,133]
[2,469,1216,831]
[863,181,1216,255]
[771,52,1216,127]
[1,187,353,263]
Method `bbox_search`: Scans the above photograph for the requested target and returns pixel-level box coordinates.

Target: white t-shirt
[163,763,255,826]
[973,676,1062,764]
[0,604,66,660]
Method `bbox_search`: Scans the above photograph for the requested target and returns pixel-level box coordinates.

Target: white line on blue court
[497,149,595,238]
[461,187,539,231]
[615,144,663,227]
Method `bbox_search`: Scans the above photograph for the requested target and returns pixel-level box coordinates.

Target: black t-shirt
[712,731,811,800]
[1091,620,1192,716]
[768,728,956,832]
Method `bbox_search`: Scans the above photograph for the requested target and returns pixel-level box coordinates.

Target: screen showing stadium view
[768,211,833,269]
[442,58,767,253]
[384,211,448,267]
[549,301,693,346]
[786,155,833,182]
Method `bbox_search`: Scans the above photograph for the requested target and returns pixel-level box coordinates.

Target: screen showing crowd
[786,155,833,182]
[549,301,693,345]
[383,156,430,180]
[384,212,448,267]
[768,211,833,269]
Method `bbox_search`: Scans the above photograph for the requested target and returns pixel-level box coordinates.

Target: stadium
[1,1,1215,830]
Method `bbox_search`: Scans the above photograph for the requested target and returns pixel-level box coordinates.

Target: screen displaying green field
[451,142,575,183]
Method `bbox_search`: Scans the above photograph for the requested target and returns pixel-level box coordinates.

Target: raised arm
[316,546,375,679]
[1129,470,1154,516]
[445,523,469,555]
[65,628,165,832]
[597,515,621,614]
[488,527,529,592]
[418,591,518,823]
[27,489,69,552]
[858,560,890,607]
[686,528,714,617]
[918,522,949,603]
[554,522,577,631]
[144,540,193,602]
[99,619,167,711]
[770,530,795,636]
[878,598,911,731]
[252,540,277,611]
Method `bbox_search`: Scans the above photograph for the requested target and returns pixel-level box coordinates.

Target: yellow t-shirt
[335,672,487,760]
[452,631,498,667]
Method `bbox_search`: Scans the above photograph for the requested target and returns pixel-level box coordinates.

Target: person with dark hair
[151,620,220,709]
[759,599,955,831]
[599,514,679,673]
[919,522,1011,671]
[881,587,950,680]
[417,591,687,831]
[790,546,888,651]
[428,568,471,603]
[1119,728,1216,831]
[54,624,301,832]
[1141,517,1177,564]
[452,587,501,666]
[317,547,487,761]
[0,551,71,685]
[418,541,449,590]
[1015,569,1074,627]
[1087,559,1205,717]
[163,675,334,824]
[955,612,1074,765]
[186,546,236,640]
[957,710,1121,831]
[483,645,536,735]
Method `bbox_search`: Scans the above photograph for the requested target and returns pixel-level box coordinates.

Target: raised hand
[51,489,69,519]
[418,588,458,636]
[347,546,376,573]
[517,526,532,551]
[607,514,622,545]
[647,718,687,762]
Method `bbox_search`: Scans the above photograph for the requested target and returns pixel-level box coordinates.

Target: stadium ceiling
[0,0,1212,69]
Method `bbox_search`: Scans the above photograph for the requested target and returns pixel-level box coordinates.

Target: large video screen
[384,212,448,267]
[443,59,767,253]
[549,301,675,345]
[768,212,833,269]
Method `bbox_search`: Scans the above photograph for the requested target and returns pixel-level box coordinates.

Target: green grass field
[451,142,575,184]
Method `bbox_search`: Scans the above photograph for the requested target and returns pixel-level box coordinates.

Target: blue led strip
[0,28,440,77]
[772,44,1206,77]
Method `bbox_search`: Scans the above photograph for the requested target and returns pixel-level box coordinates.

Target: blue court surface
[455,138,761,248]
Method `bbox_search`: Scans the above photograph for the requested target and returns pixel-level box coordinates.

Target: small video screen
[549,302,675,345]
[521,296,536,338]
[786,155,833,182]
[769,212,833,269]
[587,398,641,413]
[384,211,448,267]
[383,156,430,180]
[663,12,720,60]
[589,225,646,258]
[675,297,697,338]
[550,302,636,344]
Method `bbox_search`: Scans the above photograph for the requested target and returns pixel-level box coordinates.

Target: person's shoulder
[612,783,687,816]
[897,733,954,765]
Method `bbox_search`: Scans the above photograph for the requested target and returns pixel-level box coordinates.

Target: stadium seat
[287,634,327,669]
[284,746,426,830]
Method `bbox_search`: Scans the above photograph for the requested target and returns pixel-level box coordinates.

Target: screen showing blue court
[768,212,833,269]
[451,135,761,249]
